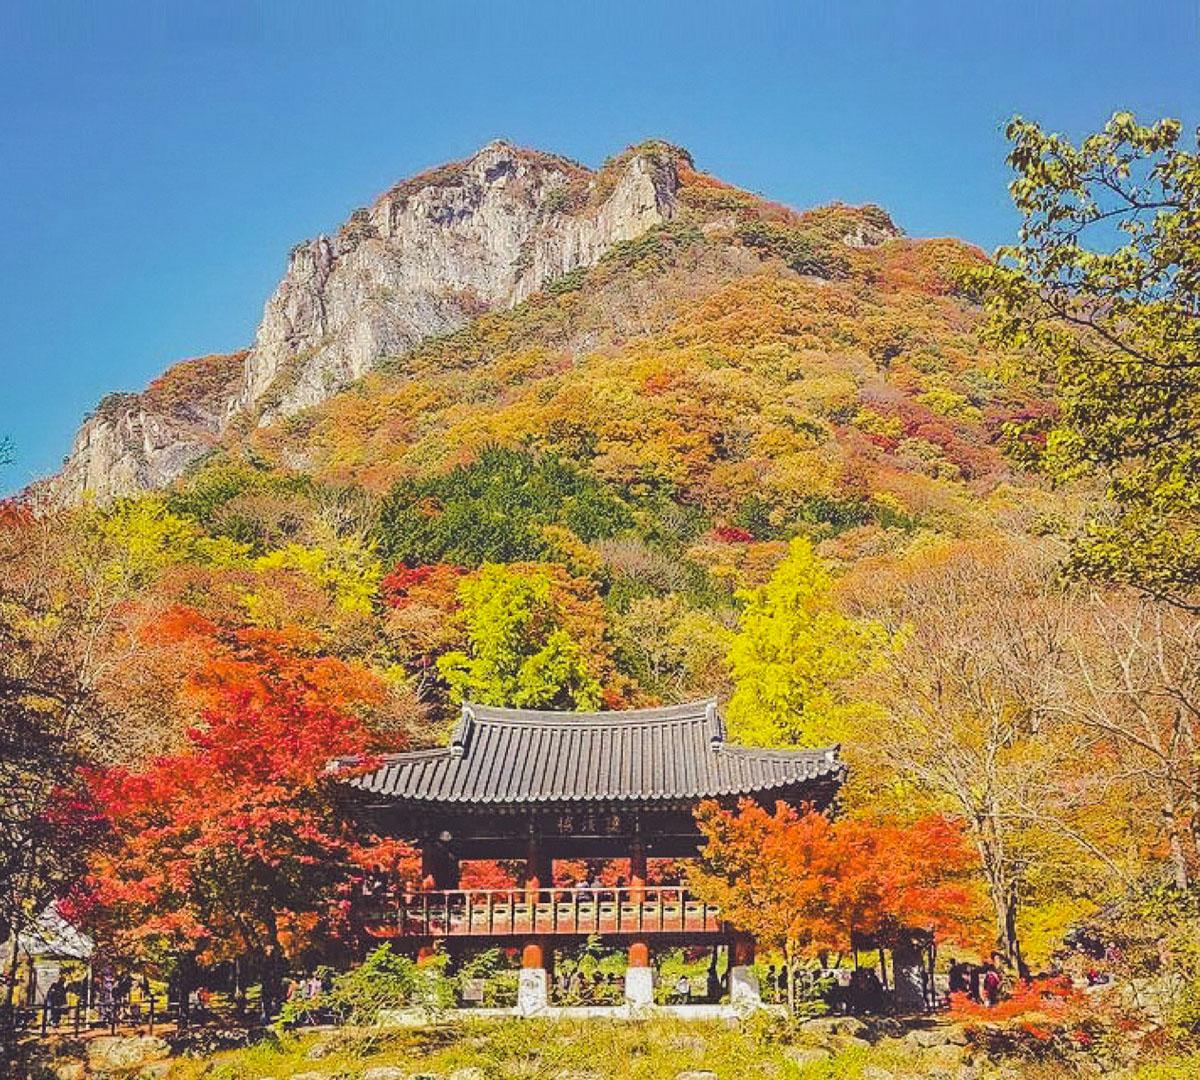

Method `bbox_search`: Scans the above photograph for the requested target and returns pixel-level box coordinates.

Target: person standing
[706,956,721,1003]
[982,961,1003,1007]
[45,977,67,1027]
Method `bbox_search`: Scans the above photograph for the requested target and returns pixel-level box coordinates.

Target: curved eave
[340,747,844,806]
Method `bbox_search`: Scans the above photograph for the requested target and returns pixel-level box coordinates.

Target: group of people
[282,970,331,1023]
[550,956,725,1006]
[759,956,1008,1014]
[552,968,624,1004]
[39,969,152,1029]
[762,964,888,1014]
[947,955,1005,1006]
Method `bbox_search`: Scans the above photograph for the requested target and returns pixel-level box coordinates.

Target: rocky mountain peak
[46,140,685,505]
[228,138,682,422]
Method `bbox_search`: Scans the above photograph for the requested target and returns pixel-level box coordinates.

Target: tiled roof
[344,700,843,805]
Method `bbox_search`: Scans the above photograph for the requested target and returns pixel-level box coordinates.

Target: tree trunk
[1165,796,1191,892]
[975,826,1024,969]
[1005,895,1030,980]
[785,938,796,1015]
[1,904,27,1072]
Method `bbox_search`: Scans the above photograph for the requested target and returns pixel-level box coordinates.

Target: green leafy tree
[973,112,1200,604]
[726,537,886,746]
[438,564,603,709]
[375,447,632,567]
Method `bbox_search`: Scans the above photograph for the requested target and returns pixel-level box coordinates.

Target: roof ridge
[716,744,840,761]
[463,699,718,726]
[364,746,456,763]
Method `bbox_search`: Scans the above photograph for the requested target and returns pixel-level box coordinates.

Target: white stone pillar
[624,966,654,1008]
[517,967,549,1014]
[729,965,762,1008]
[624,939,654,1008]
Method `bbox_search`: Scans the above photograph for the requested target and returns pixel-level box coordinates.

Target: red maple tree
[689,799,985,1010]
[75,617,414,984]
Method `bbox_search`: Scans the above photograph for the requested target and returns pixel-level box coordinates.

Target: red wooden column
[629,835,647,904]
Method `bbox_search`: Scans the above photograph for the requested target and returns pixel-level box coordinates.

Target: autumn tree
[726,536,887,746]
[437,563,608,709]
[79,625,413,992]
[0,505,116,1060]
[689,799,983,1012]
[611,593,732,703]
[849,539,1128,972]
[974,113,1200,604]
[1065,594,1200,892]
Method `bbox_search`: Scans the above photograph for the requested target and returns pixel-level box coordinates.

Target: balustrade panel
[361,886,720,938]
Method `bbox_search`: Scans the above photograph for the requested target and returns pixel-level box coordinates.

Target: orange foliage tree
[689,799,985,1011]
[73,617,414,993]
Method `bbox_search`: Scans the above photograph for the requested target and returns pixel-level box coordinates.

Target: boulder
[832,1034,871,1050]
[289,1072,330,1080]
[798,1016,867,1039]
[860,1068,895,1080]
[675,1073,718,1080]
[921,1042,968,1069]
[86,1036,170,1073]
[49,1060,86,1080]
[362,1069,408,1080]
[136,1065,171,1080]
[905,1024,968,1049]
[449,1070,487,1080]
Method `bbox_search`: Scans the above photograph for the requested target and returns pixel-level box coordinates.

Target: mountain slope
[47,138,1045,556]
[231,140,682,421]
[52,352,245,504]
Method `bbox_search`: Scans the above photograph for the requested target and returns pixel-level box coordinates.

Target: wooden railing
[360,886,723,938]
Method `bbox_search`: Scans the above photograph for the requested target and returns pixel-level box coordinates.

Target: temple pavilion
[341,699,844,1012]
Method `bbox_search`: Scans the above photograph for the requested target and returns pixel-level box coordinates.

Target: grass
[147,1016,1200,1080]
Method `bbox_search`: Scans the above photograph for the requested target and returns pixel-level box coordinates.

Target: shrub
[734,219,850,279]
[278,945,454,1032]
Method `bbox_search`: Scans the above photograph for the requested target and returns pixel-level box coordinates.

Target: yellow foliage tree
[726,537,886,747]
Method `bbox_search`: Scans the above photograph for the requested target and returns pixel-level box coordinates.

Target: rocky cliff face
[49,140,682,502]
[49,353,245,505]
[233,140,679,419]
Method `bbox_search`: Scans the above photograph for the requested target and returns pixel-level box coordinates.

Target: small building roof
[14,904,93,961]
[344,699,843,806]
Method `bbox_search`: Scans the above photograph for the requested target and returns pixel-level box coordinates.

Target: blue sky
[2,1,1197,494]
